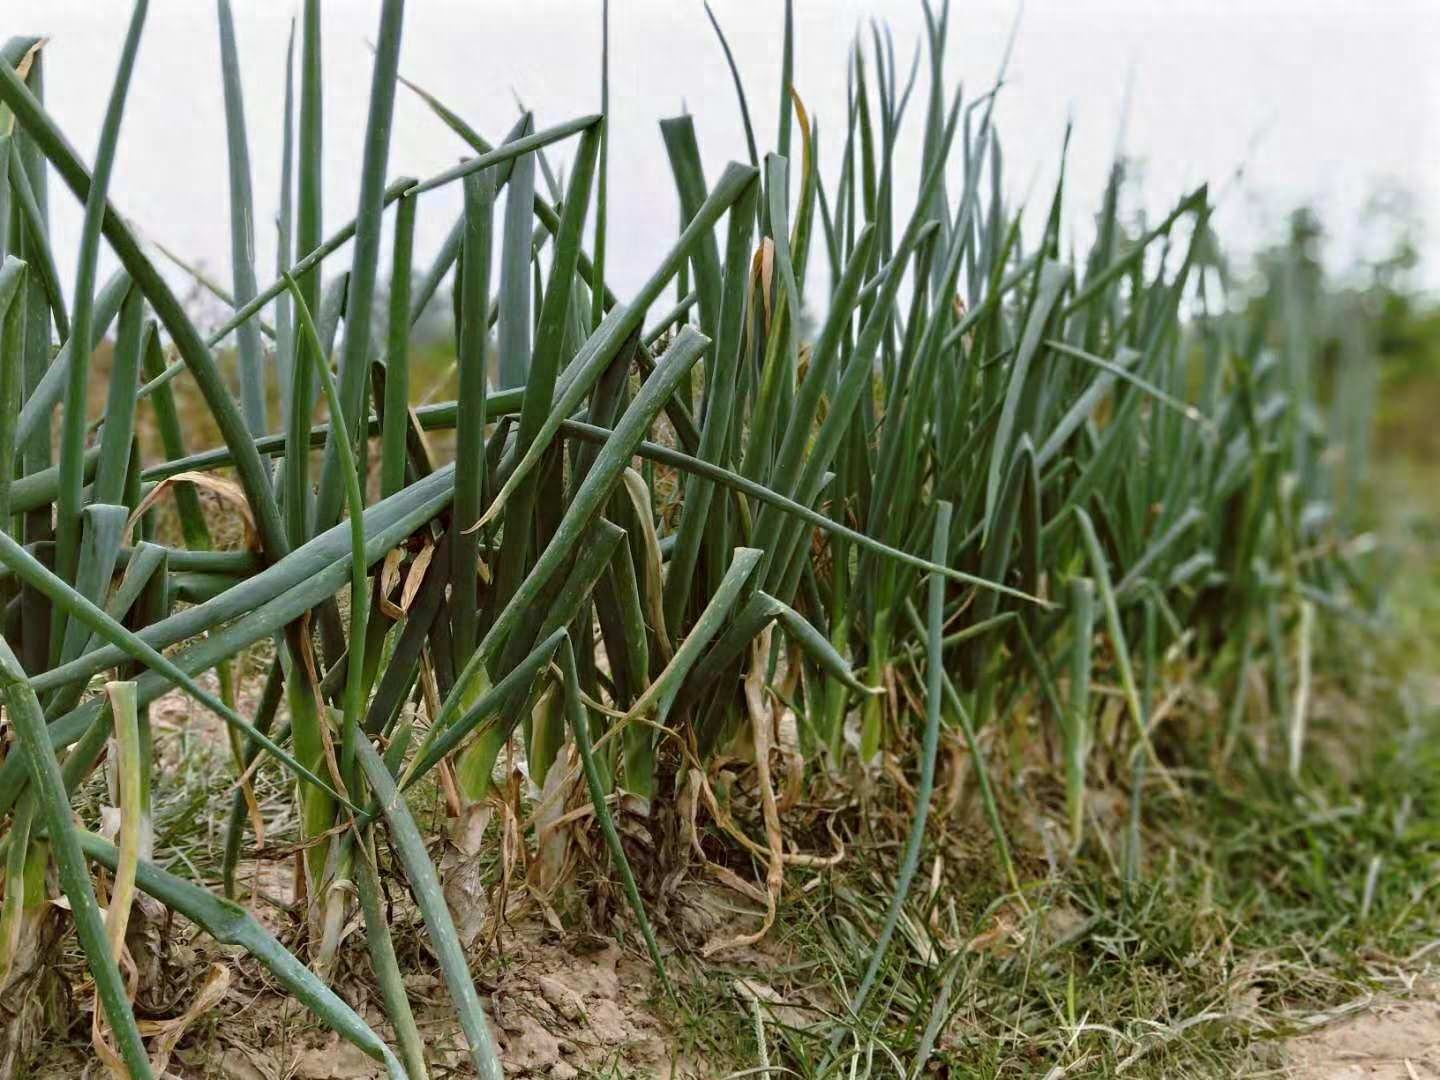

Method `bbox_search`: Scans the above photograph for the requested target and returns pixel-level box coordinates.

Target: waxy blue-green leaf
[661,174,759,628]
[216,0,267,434]
[0,256,27,530]
[0,530,351,808]
[356,736,503,1080]
[481,160,757,525]
[91,286,143,507]
[497,115,536,390]
[984,260,1070,542]
[3,154,65,338]
[450,168,494,667]
[491,123,601,622]
[56,504,128,668]
[51,0,149,659]
[312,0,405,542]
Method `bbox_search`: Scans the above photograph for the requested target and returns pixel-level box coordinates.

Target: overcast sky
[6,0,1438,314]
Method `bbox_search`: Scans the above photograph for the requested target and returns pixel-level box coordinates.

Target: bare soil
[1285,998,1440,1079]
[28,917,686,1078]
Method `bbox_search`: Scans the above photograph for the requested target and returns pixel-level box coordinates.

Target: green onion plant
[0,1,1377,1071]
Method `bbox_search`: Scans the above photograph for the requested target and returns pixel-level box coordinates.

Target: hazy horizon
[6,0,1437,325]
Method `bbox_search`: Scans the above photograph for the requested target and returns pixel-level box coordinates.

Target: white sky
[6,0,1439,312]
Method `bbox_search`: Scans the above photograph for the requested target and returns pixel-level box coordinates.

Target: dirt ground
[194,934,682,1079]
[1285,998,1440,1079]
[27,920,687,1078]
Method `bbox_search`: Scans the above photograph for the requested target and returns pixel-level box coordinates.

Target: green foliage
[0,1,1382,1074]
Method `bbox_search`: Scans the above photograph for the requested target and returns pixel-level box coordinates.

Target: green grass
[660,630,1440,1077]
